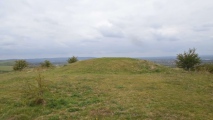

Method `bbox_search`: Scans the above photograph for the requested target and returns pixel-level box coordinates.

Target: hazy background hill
[1,55,213,67]
[25,57,95,65]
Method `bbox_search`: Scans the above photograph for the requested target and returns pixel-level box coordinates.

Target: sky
[0,0,213,59]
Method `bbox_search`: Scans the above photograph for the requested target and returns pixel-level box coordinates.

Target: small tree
[175,48,201,71]
[40,60,53,68]
[67,56,78,64]
[13,60,28,71]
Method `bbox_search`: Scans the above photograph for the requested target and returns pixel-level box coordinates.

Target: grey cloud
[152,33,180,42]
[97,21,124,38]
[129,36,144,47]
[99,28,124,38]
[0,0,213,59]
[193,24,213,32]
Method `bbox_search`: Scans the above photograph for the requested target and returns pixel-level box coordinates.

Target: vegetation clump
[13,60,28,71]
[196,64,213,73]
[67,56,78,64]
[176,48,201,71]
[40,60,54,68]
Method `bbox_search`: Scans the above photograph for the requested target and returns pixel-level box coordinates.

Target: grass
[0,57,213,119]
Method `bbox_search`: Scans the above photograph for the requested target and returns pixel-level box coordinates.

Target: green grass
[0,57,213,119]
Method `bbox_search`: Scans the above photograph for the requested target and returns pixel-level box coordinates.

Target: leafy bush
[67,56,78,64]
[13,60,28,71]
[40,60,54,68]
[175,48,201,71]
[195,64,213,73]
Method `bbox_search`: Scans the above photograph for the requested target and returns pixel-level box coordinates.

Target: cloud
[0,0,213,59]
[193,24,213,32]
[96,20,124,38]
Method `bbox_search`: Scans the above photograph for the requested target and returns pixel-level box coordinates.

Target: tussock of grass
[0,57,213,119]
[196,64,213,73]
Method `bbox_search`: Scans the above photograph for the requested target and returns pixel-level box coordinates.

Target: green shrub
[195,64,213,73]
[40,60,54,68]
[13,60,28,71]
[67,56,78,64]
[175,48,201,71]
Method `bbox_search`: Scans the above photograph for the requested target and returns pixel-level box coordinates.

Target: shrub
[67,56,78,64]
[40,60,53,68]
[195,64,213,73]
[13,60,28,71]
[175,48,201,71]
[22,73,50,105]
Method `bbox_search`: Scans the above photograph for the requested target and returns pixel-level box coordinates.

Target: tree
[13,60,28,71]
[40,60,53,68]
[67,56,78,64]
[175,48,201,71]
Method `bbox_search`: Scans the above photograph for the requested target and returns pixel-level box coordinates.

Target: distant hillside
[58,57,169,74]
[0,60,14,73]
[0,60,15,66]
[25,57,95,65]
[1,55,212,67]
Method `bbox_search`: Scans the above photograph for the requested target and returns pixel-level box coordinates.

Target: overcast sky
[0,0,213,59]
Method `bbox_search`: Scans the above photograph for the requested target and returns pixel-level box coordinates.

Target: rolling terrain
[0,60,14,73]
[0,58,213,119]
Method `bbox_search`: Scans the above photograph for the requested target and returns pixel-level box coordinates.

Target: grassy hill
[0,58,212,120]
[59,57,169,74]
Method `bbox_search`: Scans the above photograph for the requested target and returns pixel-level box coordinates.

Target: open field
[0,60,15,66]
[0,66,13,73]
[0,58,213,119]
[0,60,14,73]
